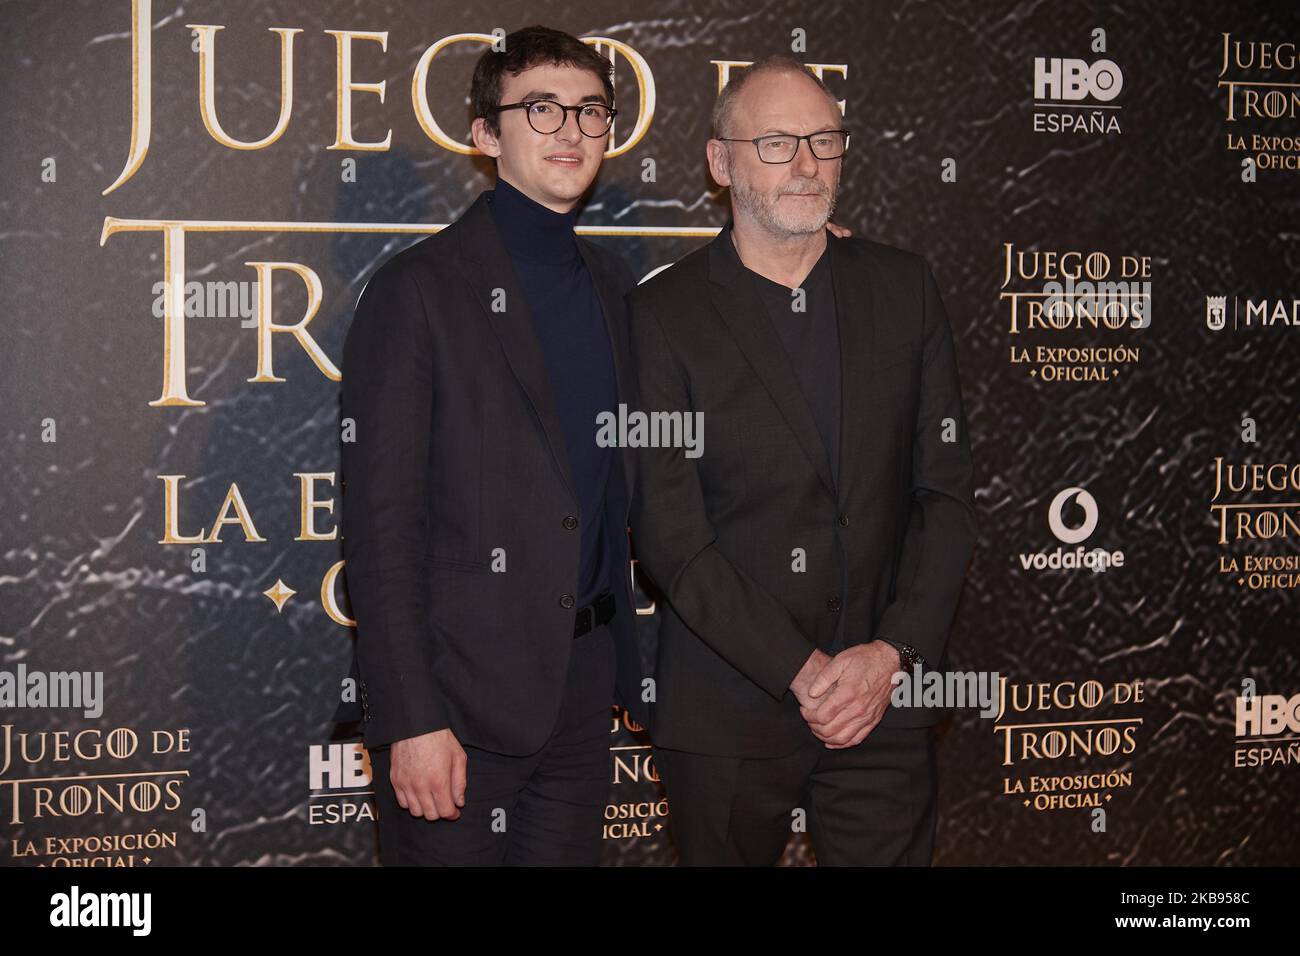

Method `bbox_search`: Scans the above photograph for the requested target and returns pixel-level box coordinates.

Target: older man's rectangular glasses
[718,129,851,164]
[495,99,617,137]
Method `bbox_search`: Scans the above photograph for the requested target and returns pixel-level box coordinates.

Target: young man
[627,55,978,865]
[336,25,646,865]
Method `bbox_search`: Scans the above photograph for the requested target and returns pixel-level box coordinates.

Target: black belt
[574,591,616,637]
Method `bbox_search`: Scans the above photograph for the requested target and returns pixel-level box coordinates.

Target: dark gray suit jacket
[628,227,977,757]
[335,191,649,753]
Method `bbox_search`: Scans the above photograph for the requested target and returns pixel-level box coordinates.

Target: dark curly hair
[471,25,616,137]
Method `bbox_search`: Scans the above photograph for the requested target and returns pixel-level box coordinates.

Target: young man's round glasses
[717,129,851,164]
[494,100,618,138]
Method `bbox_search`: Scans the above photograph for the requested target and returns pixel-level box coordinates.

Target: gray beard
[729,167,837,238]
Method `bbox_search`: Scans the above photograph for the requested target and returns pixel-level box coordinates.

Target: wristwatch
[878,638,925,671]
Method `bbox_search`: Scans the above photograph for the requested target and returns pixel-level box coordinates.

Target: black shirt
[486,177,617,608]
[727,226,842,490]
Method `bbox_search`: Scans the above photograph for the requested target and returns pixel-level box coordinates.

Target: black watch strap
[879,638,925,671]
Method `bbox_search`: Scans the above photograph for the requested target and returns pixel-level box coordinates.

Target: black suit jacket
[334,191,649,753]
[627,226,977,758]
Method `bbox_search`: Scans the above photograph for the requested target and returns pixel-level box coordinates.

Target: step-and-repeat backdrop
[2,0,1298,866]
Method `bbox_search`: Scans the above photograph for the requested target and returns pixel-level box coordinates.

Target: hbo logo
[1235,694,1300,736]
[1034,58,1124,102]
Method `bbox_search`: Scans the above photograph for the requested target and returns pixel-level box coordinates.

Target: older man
[628,54,977,865]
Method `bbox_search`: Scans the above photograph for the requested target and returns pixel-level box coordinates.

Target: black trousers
[368,624,616,866]
[653,724,937,866]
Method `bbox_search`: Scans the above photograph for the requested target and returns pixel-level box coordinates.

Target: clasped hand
[788,642,899,749]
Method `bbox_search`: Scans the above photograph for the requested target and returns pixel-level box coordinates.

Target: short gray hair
[711,54,842,139]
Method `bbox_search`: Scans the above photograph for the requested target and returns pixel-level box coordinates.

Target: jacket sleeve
[340,258,450,748]
[873,258,978,667]
[626,293,816,701]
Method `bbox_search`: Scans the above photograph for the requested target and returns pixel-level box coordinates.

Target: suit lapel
[454,192,577,504]
[709,227,837,500]
[827,234,878,502]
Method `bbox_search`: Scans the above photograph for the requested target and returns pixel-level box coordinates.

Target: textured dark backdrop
[1,0,1297,866]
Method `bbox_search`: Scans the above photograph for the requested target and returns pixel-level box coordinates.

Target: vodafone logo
[1018,485,1124,573]
[1048,486,1099,544]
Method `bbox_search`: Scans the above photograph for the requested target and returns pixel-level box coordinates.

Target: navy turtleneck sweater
[486,176,618,610]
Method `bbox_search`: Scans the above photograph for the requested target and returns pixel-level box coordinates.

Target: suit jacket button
[827,596,842,613]
[563,515,579,530]
[838,513,850,527]
[560,593,576,609]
